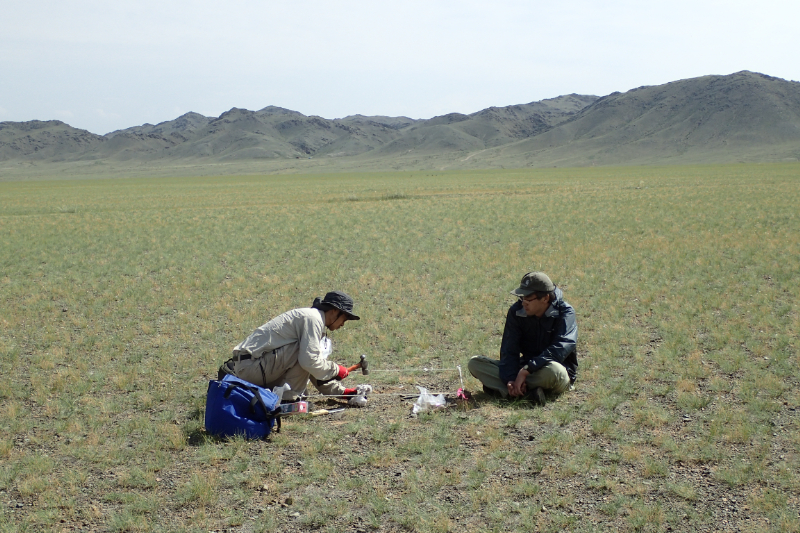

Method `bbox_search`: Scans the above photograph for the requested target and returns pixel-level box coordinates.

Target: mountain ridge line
[1,71,798,171]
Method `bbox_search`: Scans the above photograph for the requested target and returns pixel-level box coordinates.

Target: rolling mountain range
[2,71,799,170]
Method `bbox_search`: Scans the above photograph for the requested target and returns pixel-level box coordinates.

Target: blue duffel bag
[205,374,281,439]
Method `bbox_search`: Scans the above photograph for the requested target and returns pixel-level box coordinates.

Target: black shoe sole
[530,388,546,406]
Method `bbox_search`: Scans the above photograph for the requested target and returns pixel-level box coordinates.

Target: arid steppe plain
[1,161,799,532]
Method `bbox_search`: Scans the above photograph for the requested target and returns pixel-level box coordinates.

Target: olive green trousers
[467,355,571,399]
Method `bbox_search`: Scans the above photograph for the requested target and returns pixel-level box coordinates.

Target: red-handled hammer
[345,354,369,375]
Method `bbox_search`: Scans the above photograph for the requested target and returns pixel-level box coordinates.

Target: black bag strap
[223,382,271,419]
[220,380,281,435]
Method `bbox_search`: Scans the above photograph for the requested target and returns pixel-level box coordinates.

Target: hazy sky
[2,0,798,135]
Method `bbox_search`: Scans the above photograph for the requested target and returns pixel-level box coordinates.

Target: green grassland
[1,163,799,532]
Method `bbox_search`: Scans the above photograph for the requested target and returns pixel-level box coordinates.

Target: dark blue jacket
[498,288,578,384]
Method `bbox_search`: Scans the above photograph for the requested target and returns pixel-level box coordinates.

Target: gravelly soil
[4,371,799,532]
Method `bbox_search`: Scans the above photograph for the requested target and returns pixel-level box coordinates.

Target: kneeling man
[219,291,372,406]
[468,272,577,405]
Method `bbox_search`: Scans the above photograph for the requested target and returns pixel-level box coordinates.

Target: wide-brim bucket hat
[312,291,360,320]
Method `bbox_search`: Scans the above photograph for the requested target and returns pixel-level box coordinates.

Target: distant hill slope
[0,95,596,164]
[368,95,596,157]
[0,120,103,161]
[480,71,800,166]
[1,71,798,170]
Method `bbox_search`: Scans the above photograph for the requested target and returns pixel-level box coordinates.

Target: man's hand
[508,368,530,397]
[335,364,349,380]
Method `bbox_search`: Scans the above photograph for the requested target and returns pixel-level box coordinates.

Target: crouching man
[218,291,372,406]
[468,272,577,405]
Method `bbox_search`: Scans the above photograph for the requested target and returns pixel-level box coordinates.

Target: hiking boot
[529,387,546,406]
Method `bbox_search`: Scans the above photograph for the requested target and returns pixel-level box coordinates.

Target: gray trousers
[232,344,346,400]
[467,355,571,399]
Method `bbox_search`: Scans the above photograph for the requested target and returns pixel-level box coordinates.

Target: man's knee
[552,367,570,393]
[468,356,498,385]
[468,355,497,374]
[529,362,570,394]
[467,355,482,376]
[548,363,570,393]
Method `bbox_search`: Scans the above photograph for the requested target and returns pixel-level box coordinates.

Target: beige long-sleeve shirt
[232,307,339,381]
